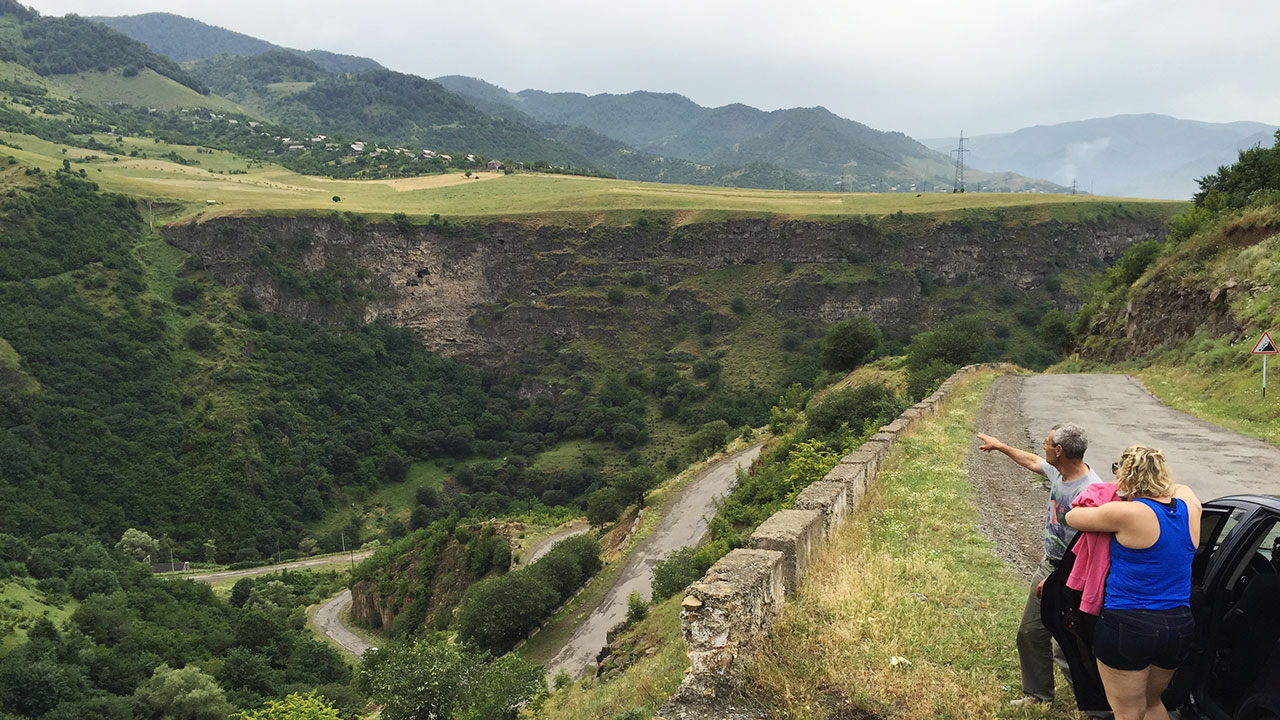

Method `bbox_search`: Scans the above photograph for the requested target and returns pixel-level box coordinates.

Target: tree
[133,664,232,720]
[331,195,341,203]
[805,382,902,439]
[232,692,342,720]
[229,578,254,608]
[115,528,159,563]
[455,571,558,655]
[820,318,882,372]
[359,641,476,720]
[586,487,623,527]
[615,467,657,508]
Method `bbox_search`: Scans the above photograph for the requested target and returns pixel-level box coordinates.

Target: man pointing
[977,423,1102,708]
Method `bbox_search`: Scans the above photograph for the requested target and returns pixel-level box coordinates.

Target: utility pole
[952,131,969,193]
[1071,179,1077,195]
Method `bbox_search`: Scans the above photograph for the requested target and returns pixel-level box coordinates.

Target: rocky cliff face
[165,215,1168,365]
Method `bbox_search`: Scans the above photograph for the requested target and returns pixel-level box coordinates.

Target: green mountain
[434,76,1065,192]
[92,11,384,73]
[922,114,1279,200]
[0,2,207,94]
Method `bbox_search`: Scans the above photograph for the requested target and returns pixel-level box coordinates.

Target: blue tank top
[1105,498,1194,611]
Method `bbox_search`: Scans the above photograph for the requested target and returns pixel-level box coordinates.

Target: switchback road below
[543,444,763,680]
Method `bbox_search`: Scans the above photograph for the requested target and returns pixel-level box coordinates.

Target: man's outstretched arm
[976,433,1046,475]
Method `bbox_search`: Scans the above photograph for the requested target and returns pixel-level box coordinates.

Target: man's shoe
[1009,696,1047,708]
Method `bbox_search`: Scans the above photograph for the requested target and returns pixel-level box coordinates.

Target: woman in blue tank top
[1065,445,1202,720]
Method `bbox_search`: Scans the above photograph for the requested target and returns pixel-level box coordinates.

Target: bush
[1105,239,1162,289]
[820,318,882,372]
[185,323,217,351]
[606,287,625,305]
[68,567,121,599]
[805,382,902,438]
[729,297,748,314]
[625,591,648,625]
[907,358,958,400]
[905,316,991,373]
[625,271,644,287]
[171,281,201,305]
[651,547,701,600]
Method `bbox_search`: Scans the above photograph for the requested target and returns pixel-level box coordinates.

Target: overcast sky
[26,0,1280,139]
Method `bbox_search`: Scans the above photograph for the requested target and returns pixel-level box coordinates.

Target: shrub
[1105,239,1162,288]
[171,280,201,305]
[820,318,882,372]
[805,382,902,439]
[907,358,958,400]
[651,547,702,600]
[625,591,648,625]
[686,419,731,457]
[729,297,748,314]
[185,324,216,351]
[606,287,625,305]
[625,271,645,287]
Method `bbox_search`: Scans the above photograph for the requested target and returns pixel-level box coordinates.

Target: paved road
[543,444,763,680]
[1020,374,1280,500]
[313,590,373,658]
[520,521,590,568]
[185,551,375,583]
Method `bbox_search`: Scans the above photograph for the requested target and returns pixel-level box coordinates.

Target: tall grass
[743,372,1081,719]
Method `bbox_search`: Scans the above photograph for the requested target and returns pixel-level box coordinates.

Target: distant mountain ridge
[922,115,1278,200]
[88,10,1065,193]
[434,75,1065,193]
[92,12,384,73]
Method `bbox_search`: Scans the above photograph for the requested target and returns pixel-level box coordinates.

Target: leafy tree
[615,467,658,508]
[687,419,731,457]
[820,318,882,372]
[359,640,543,720]
[455,571,558,655]
[133,664,232,720]
[229,577,254,608]
[232,692,342,720]
[651,546,704,601]
[586,487,623,527]
[1194,130,1280,208]
[115,528,159,562]
[185,323,217,351]
[459,653,547,720]
[68,567,121,599]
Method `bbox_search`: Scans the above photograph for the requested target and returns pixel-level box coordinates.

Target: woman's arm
[1065,502,1136,533]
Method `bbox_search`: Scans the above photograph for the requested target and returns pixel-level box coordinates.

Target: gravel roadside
[966,374,1048,581]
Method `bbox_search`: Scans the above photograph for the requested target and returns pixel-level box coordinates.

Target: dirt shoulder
[966,374,1047,581]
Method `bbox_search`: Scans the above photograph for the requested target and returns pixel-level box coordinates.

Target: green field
[48,68,251,115]
[0,127,1184,227]
[0,578,77,653]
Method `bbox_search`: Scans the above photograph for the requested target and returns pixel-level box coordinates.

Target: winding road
[543,444,763,680]
[313,589,374,657]
[185,551,374,583]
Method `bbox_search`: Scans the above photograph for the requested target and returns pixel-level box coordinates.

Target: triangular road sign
[1253,331,1278,354]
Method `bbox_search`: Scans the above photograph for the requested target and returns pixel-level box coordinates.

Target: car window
[1193,507,1247,583]
[1224,516,1279,594]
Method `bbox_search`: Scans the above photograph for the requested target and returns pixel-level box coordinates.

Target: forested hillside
[0,2,207,94]
[94,11,384,72]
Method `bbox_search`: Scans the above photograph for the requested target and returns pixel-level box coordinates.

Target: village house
[350,141,366,153]
[487,160,504,170]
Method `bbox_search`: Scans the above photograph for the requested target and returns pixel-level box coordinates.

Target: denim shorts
[1092,606,1194,671]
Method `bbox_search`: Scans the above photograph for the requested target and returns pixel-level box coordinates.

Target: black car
[1044,494,1280,720]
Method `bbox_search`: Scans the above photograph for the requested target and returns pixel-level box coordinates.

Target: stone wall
[662,363,1014,711]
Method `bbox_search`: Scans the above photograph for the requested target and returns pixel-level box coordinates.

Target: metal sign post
[1252,332,1277,397]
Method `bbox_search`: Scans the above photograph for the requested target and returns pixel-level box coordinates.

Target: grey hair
[1049,423,1088,459]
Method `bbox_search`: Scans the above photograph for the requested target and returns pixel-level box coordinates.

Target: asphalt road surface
[543,444,763,680]
[521,522,590,567]
[312,589,373,657]
[185,551,374,583]
[1020,374,1280,500]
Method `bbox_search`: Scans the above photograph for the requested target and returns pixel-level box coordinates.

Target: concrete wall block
[748,509,825,591]
[680,549,785,689]
[793,480,849,536]
[844,446,881,479]
[884,418,911,434]
[824,460,866,489]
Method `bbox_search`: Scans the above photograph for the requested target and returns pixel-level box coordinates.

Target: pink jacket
[1066,482,1120,615]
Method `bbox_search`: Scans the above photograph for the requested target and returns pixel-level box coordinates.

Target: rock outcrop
[165,216,1167,366]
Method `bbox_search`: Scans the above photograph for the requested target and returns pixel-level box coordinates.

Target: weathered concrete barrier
[747,509,824,592]
[661,363,1014,713]
[669,549,785,703]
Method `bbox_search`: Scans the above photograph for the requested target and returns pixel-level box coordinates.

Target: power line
[952,131,969,193]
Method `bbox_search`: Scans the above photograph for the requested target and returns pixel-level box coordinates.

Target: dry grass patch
[743,372,1079,719]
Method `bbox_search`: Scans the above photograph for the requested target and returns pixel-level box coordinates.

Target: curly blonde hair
[1115,444,1175,499]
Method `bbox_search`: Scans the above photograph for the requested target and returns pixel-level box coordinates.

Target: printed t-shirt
[1041,461,1102,561]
